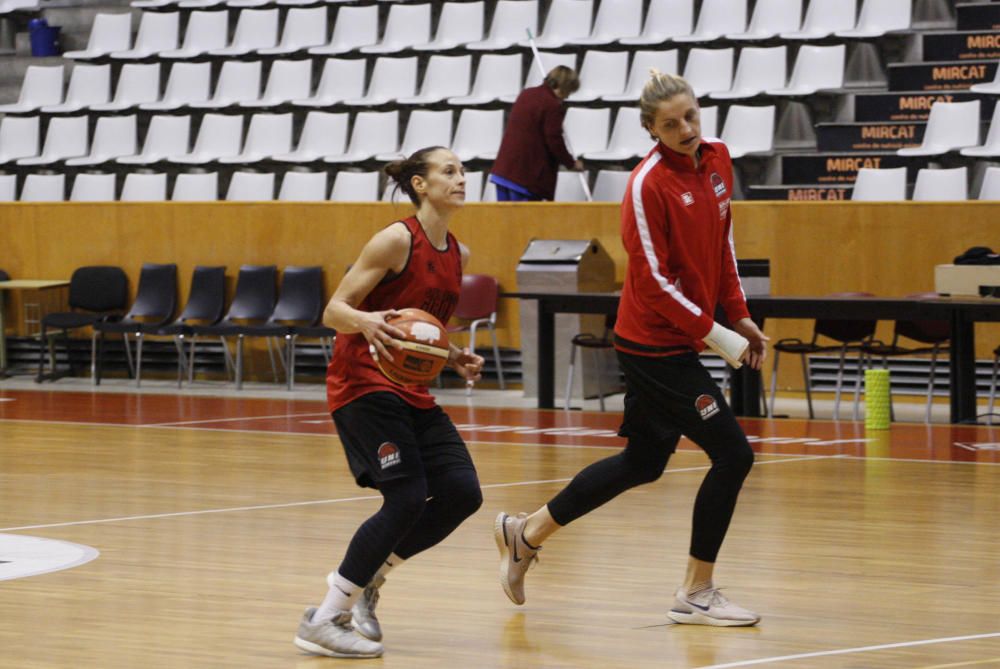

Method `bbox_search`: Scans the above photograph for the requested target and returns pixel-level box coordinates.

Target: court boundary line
[694,631,1000,669]
[0,455,832,532]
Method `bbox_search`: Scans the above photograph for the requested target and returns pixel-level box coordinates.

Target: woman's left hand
[733,318,770,371]
[449,347,484,383]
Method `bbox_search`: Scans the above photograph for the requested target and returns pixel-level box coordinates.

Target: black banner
[746,185,853,201]
[815,122,926,152]
[923,30,1000,61]
[853,91,997,122]
[957,2,1000,31]
[888,60,998,92]
[781,153,916,184]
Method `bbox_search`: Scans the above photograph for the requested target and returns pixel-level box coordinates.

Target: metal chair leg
[925,347,939,423]
[768,350,781,417]
[91,331,100,385]
[174,335,187,388]
[134,333,144,388]
[989,352,999,423]
[800,354,814,419]
[286,333,296,391]
[564,343,578,411]
[833,345,848,420]
[489,323,505,390]
[235,335,244,390]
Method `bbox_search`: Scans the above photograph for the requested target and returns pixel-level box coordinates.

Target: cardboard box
[935,264,1000,297]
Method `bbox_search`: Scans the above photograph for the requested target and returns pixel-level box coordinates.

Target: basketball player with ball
[294,147,485,658]
[494,71,769,627]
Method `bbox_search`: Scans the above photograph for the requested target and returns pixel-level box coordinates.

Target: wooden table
[0,279,69,376]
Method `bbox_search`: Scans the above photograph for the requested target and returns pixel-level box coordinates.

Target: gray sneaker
[351,574,385,641]
[294,608,384,658]
[667,587,760,627]
[494,512,540,605]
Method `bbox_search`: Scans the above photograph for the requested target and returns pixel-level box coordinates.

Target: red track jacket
[614,139,750,357]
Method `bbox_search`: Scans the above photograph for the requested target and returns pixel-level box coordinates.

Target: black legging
[338,467,482,587]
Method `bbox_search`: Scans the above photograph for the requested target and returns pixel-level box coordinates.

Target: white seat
[767,45,846,96]
[603,50,679,102]
[279,171,328,201]
[447,54,522,106]
[961,104,1000,158]
[463,171,483,202]
[851,167,907,201]
[413,1,483,51]
[0,116,40,164]
[720,105,776,158]
[568,51,629,102]
[167,114,244,164]
[451,109,504,162]
[273,111,349,163]
[257,7,328,54]
[63,13,132,59]
[970,66,1000,94]
[293,58,365,107]
[583,108,651,161]
[898,101,981,156]
[120,173,168,201]
[227,172,275,201]
[381,179,407,204]
[110,11,179,59]
[91,63,161,111]
[554,171,588,201]
[620,0,694,45]
[836,0,910,38]
[308,5,378,54]
[682,48,734,98]
[564,107,612,156]
[172,172,219,201]
[160,11,228,59]
[711,46,786,100]
[343,57,417,107]
[520,0,593,49]
[0,0,38,11]
[0,65,63,113]
[375,110,452,162]
[781,0,856,40]
[219,113,294,163]
[177,0,225,8]
[323,111,399,164]
[700,105,719,138]
[361,4,431,54]
[912,167,968,201]
[726,0,801,40]
[66,115,138,166]
[244,59,312,108]
[190,60,262,109]
[674,0,747,43]
[20,174,65,201]
[398,55,471,105]
[70,173,116,201]
[592,170,630,202]
[140,62,211,111]
[209,9,278,56]
[500,51,576,103]
[17,116,88,166]
[467,0,538,51]
[131,0,179,8]
[227,0,270,7]
[570,0,642,45]
[330,171,379,201]
[978,167,1000,200]
[40,64,110,113]
[0,175,16,201]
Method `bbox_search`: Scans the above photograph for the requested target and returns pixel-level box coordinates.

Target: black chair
[276,267,334,390]
[92,263,177,386]
[37,266,128,382]
[768,292,877,420]
[188,265,277,388]
[858,292,950,423]
[0,269,8,281]
[564,313,617,411]
[154,266,227,387]
[988,344,1000,422]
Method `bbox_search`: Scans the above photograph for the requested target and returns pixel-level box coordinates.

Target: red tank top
[326,216,463,412]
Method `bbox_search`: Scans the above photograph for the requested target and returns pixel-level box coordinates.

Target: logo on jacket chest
[680,191,695,206]
[710,172,727,198]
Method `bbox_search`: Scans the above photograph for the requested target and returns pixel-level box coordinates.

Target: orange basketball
[376,308,450,385]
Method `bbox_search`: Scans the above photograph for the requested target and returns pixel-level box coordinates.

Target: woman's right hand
[358,309,407,362]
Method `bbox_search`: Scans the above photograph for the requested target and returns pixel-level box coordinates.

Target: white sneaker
[667,587,760,627]
[294,608,384,658]
[494,512,541,605]
[351,574,385,641]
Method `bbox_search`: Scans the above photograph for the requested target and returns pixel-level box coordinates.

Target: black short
[332,392,475,489]
[616,350,741,453]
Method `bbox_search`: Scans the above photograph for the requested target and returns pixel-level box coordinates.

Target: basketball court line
[0,454,832,533]
[693,631,1000,669]
[146,411,331,427]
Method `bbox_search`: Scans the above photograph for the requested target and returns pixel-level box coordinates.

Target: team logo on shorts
[695,394,720,420]
[710,173,727,198]
[377,442,402,469]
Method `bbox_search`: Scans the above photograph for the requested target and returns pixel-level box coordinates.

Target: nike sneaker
[494,511,540,605]
[667,587,760,627]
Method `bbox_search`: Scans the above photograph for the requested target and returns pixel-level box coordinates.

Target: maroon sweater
[491,85,576,200]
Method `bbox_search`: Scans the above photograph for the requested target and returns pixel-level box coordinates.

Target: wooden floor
[2,388,999,669]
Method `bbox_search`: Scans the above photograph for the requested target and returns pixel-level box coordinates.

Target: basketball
[375,308,450,385]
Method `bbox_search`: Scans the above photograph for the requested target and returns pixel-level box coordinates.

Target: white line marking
[0,454,831,532]
[145,412,329,427]
[694,631,1000,669]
